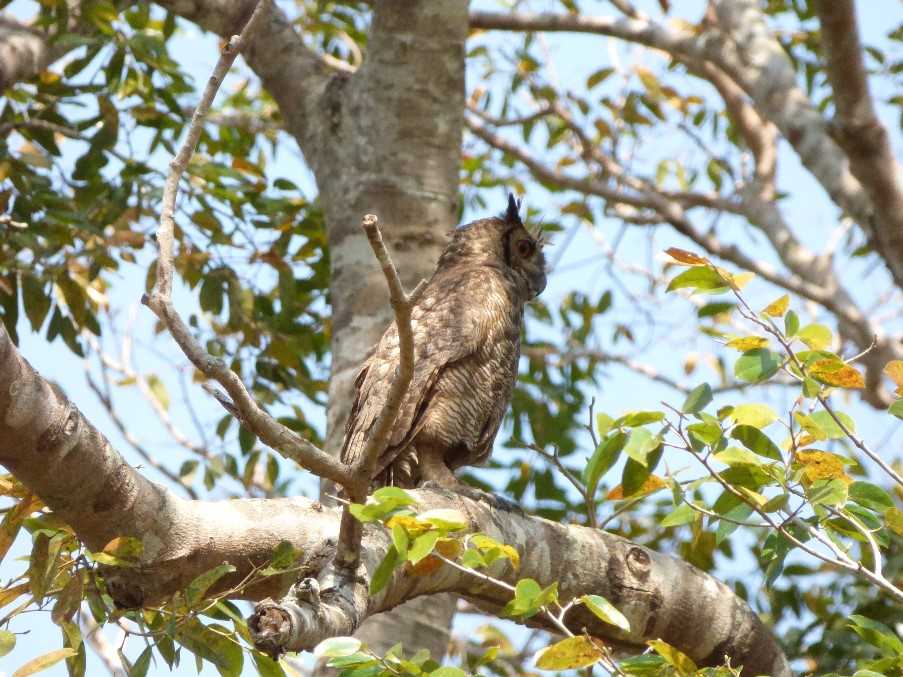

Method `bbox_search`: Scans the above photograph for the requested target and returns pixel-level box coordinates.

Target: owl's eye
[515,239,535,258]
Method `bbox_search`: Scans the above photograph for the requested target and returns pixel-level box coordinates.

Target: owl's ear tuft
[504,193,523,227]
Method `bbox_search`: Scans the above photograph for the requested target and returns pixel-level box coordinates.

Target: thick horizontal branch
[247,490,789,676]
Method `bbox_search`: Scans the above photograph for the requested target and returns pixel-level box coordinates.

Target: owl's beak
[530,268,548,296]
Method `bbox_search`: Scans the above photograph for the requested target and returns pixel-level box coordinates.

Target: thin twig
[334,213,425,570]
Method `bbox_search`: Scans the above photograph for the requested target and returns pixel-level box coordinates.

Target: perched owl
[340,195,546,493]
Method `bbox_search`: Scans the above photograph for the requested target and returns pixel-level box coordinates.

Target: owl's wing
[340,269,503,479]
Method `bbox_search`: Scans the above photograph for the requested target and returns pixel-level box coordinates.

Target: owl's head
[440,195,547,300]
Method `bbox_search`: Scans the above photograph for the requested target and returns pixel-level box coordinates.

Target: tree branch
[813,0,903,288]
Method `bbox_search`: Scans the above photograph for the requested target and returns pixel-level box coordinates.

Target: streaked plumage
[341,196,546,489]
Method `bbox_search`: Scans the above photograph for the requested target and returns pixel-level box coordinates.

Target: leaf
[616,410,665,426]
[727,403,778,427]
[785,310,800,337]
[725,336,769,351]
[665,248,708,265]
[623,428,660,467]
[596,412,614,437]
[584,432,627,501]
[129,647,152,677]
[52,573,83,625]
[430,668,468,677]
[469,533,520,570]
[22,274,51,332]
[391,523,409,559]
[795,451,852,485]
[809,359,865,389]
[502,579,558,619]
[884,360,903,396]
[145,374,170,411]
[762,294,789,317]
[681,383,712,414]
[371,486,417,506]
[847,615,903,656]
[666,266,728,293]
[714,447,765,467]
[313,637,362,659]
[607,474,666,500]
[0,629,15,657]
[734,349,781,383]
[580,594,631,632]
[534,636,604,670]
[730,425,782,460]
[186,563,236,607]
[175,619,243,675]
[807,478,848,507]
[660,503,696,527]
[885,507,903,536]
[407,530,440,565]
[797,324,832,350]
[369,545,399,595]
[267,540,300,570]
[848,481,894,512]
[417,509,468,532]
[888,399,903,420]
[12,648,78,676]
[647,639,697,675]
[795,411,856,440]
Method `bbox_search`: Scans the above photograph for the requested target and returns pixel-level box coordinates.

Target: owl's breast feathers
[340,265,524,487]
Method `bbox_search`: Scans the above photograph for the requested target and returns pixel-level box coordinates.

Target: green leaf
[623,427,660,467]
[407,530,440,564]
[22,274,52,332]
[807,478,848,507]
[417,509,468,532]
[889,399,903,420]
[503,579,558,619]
[130,646,152,677]
[785,310,800,337]
[797,323,832,350]
[369,545,399,595]
[534,636,604,670]
[727,403,778,428]
[734,349,781,383]
[0,629,15,657]
[681,383,712,414]
[848,481,894,512]
[666,266,728,293]
[372,486,417,507]
[616,410,665,426]
[391,523,409,559]
[660,503,696,527]
[313,637,363,659]
[175,619,243,676]
[795,410,856,440]
[580,594,631,632]
[186,563,236,607]
[730,425,782,460]
[687,420,722,447]
[145,374,170,411]
[584,431,627,500]
[430,668,467,677]
[268,540,300,570]
[714,446,765,467]
[847,615,903,656]
[596,412,614,437]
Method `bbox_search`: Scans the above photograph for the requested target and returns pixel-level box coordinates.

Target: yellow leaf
[809,359,865,389]
[13,648,77,677]
[762,294,789,317]
[607,475,667,500]
[885,507,903,536]
[795,450,852,485]
[725,336,769,351]
[884,360,903,397]
[384,515,430,537]
[728,271,755,290]
[534,635,605,670]
[665,247,708,265]
[647,639,698,674]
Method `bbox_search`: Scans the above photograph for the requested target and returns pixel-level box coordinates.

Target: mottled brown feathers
[341,197,546,489]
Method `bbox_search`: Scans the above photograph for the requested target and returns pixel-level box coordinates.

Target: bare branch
[141,0,353,488]
[813,0,903,288]
[334,214,423,570]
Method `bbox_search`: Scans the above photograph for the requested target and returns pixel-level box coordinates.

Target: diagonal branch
[813,0,903,289]
[141,0,353,489]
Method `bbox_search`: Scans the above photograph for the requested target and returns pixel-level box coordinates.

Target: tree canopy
[0,0,901,676]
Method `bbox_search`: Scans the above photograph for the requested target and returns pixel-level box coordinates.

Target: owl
[340,195,546,493]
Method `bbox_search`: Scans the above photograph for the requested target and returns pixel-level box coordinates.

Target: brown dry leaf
[665,247,708,265]
[809,359,865,389]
